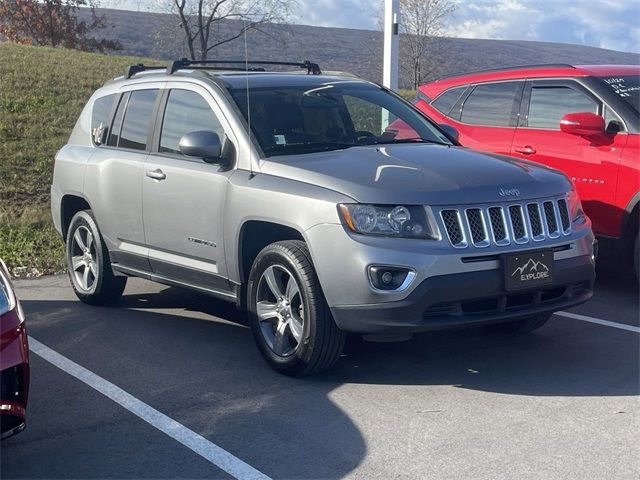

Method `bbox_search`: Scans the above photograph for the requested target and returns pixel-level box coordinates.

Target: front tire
[247,240,346,376]
[484,312,552,334]
[65,210,126,305]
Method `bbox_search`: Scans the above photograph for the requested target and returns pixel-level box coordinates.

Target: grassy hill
[0,42,154,276]
[85,7,639,88]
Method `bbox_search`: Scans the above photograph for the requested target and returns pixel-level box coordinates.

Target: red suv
[415,64,639,276]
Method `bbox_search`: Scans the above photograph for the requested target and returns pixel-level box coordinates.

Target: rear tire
[247,240,346,376]
[484,312,552,334]
[65,210,126,305]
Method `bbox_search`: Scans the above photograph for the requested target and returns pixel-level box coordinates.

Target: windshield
[229,82,453,157]
[598,75,640,114]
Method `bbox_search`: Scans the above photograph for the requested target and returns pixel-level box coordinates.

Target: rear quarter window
[431,87,466,116]
[91,94,116,145]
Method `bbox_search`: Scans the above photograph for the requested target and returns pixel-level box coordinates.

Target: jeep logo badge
[499,187,520,197]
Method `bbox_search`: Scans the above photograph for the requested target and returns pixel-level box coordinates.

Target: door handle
[514,146,536,155]
[146,169,166,180]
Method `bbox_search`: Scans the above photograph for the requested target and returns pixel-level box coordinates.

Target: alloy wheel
[256,265,305,357]
[70,226,98,291]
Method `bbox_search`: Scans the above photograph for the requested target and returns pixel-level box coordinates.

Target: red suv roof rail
[434,63,576,82]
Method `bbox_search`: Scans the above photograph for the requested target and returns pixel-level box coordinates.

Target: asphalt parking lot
[2,265,638,479]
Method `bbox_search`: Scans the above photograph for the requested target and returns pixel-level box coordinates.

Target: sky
[102,0,640,53]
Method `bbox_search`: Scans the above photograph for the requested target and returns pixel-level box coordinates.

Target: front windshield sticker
[603,77,640,98]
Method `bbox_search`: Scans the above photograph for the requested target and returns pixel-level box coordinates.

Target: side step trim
[111,264,238,303]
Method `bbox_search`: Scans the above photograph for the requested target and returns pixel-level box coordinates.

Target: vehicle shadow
[594,262,639,296]
[323,261,639,395]
[115,283,639,400]
[8,291,366,479]
[586,263,640,322]
[7,278,639,478]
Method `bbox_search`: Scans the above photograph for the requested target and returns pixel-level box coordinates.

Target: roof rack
[124,63,166,79]
[167,58,322,75]
[436,63,576,82]
[322,70,361,79]
[123,59,323,80]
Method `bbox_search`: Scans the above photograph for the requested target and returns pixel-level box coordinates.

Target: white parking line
[28,337,271,480]
[556,311,640,333]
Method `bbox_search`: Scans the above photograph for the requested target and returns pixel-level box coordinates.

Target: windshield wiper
[371,137,450,146]
[263,141,356,154]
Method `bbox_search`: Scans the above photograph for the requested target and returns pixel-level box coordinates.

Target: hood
[259,144,571,205]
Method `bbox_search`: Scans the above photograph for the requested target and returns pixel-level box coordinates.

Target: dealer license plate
[504,250,554,291]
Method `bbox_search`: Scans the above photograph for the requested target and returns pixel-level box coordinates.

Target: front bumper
[1,309,30,439]
[330,254,595,334]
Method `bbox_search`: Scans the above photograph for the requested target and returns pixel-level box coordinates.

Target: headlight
[0,260,16,316]
[339,204,439,239]
[566,186,586,224]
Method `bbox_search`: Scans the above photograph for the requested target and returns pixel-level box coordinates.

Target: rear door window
[527,86,598,129]
[460,82,521,126]
[118,89,159,150]
[107,92,129,147]
[159,89,224,155]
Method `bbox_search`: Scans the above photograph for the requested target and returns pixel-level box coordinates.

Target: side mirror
[560,112,605,136]
[438,123,459,143]
[179,130,222,163]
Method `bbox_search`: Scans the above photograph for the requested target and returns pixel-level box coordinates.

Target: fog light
[369,266,415,291]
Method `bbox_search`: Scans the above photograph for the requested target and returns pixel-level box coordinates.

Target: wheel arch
[238,220,306,284]
[622,193,640,243]
[60,194,93,239]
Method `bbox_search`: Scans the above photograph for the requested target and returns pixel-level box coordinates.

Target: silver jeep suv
[51,59,596,375]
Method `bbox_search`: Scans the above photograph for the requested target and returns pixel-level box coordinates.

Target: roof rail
[167,58,322,75]
[322,70,361,79]
[435,63,576,82]
[124,63,166,79]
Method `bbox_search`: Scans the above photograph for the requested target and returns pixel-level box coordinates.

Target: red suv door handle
[515,146,536,155]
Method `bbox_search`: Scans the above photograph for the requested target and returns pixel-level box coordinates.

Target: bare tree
[0,0,121,52]
[399,0,456,89]
[163,0,295,61]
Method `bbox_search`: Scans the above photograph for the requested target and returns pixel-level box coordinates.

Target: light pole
[383,0,399,91]
[382,0,399,130]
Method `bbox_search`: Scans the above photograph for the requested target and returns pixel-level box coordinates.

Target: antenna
[243,20,255,178]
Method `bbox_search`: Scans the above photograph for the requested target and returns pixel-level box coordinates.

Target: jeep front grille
[441,210,465,247]
[543,201,559,237]
[488,207,507,242]
[465,208,489,247]
[439,197,571,248]
[557,198,570,231]
[508,205,526,242]
[527,203,543,239]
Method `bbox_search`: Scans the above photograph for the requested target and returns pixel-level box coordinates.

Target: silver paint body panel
[51,71,595,328]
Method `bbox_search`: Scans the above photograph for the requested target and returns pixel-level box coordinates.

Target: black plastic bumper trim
[330,255,595,333]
